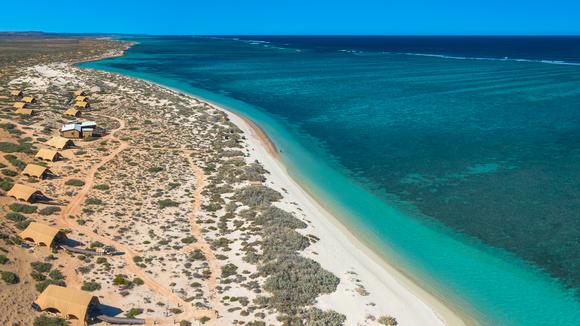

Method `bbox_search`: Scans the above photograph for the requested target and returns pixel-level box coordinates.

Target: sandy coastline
[204,98,470,326]
[76,42,470,324]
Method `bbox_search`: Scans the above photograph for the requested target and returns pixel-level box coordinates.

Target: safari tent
[19,222,64,247]
[74,101,90,109]
[35,148,62,162]
[10,90,22,97]
[46,136,74,149]
[15,108,34,116]
[75,95,88,102]
[74,90,86,97]
[22,96,35,103]
[22,164,52,179]
[13,102,27,110]
[64,107,81,117]
[34,285,99,322]
[6,183,43,202]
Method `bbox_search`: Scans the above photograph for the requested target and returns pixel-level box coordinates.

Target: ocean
[81,36,580,325]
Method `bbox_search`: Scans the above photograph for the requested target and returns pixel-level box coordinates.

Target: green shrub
[377,315,398,325]
[65,179,85,187]
[81,281,101,291]
[221,263,238,278]
[0,255,8,264]
[126,308,143,318]
[2,169,18,177]
[39,206,61,216]
[147,166,163,173]
[113,274,129,285]
[9,203,37,214]
[94,183,110,190]
[31,261,52,273]
[0,141,35,154]
[233,185,282,208]
[180,236,196,244]
[158,199,179,209]
[6,212,27,222]
[260,255,340,315]
[85,197,103,205]
[49,269,64,280]
[133,277,144,286]
[304,308,346,325]
[1,271,18,284]
[0,177,13,191]
[34,315,70,326]
[4,154,26,169]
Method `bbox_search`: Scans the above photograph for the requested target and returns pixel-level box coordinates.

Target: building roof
[46,136,74,149]
[75,95,88,102]
[13,102,27,109]
[80,121,96,128]
[35,148,60,161]
[63,108,80,117]
[61,123,82,132]
[15,108,34,115]
[7,183,41,202]
[19,222,61,247]
[74,101,89,108]
[10,90,22,96]
[34,285,98,321]
[74,90,85,96]
[22,164,49,178]
[22,96,34,103]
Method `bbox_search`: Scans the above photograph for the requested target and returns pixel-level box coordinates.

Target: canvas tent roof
[74,90,85,96]
[64,108,80,117]
[46,136,74,149]
[13,102,27,109]
[10,90,22,97]
[74,101,89,108]
[22,96,34,103]
[15,108,33,115]
[19,222,61,247]
[75,95,88,102]
[22,164,49,178]
[35,148,60,161]
[7,183,41,202]
[34,284,98,321]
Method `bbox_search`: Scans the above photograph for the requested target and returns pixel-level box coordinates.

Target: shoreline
[76,47,471,325]
[203,97,472,326]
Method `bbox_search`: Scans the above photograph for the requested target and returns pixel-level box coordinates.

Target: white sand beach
[206,100,468,326]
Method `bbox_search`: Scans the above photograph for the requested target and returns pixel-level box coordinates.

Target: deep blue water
[82,36,580,325]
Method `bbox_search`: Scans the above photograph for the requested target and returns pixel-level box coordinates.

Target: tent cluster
[9,89,35,116]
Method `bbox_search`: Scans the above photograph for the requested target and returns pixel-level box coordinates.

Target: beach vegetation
[1,271,19,284]
[378,315,398,325]
[126,308,143,318]
[81,281,101,291]
[65,179,85,187]
[9,203,37,214]
[39,206,61,216]
[0,177,14,191]
[233,185,282,208]
[34,315,70,326]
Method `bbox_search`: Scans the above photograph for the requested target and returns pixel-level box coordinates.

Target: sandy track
[183,152,222,314]
[56,116,216,324]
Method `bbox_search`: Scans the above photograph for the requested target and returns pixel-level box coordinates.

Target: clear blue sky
[1,0,579,35]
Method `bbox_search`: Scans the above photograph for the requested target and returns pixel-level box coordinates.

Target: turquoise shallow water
[81,36,580,325]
